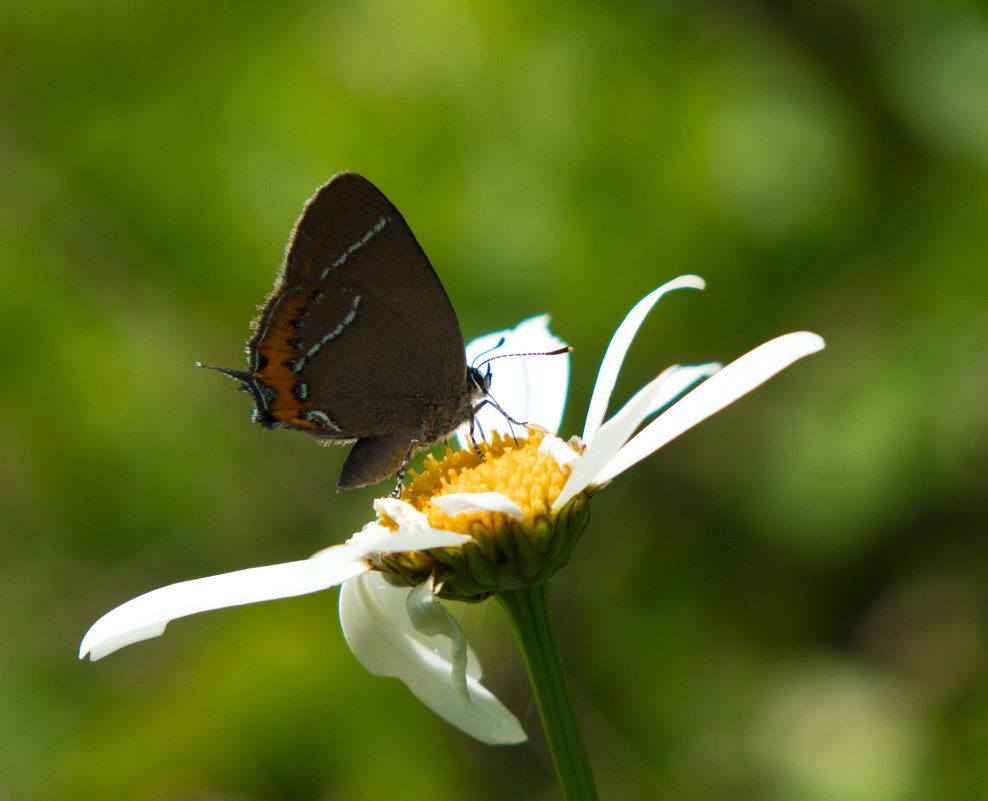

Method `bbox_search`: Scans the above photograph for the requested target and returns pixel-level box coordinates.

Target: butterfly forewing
[247,172,470,442]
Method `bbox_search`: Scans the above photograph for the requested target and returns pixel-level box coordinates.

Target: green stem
[496,583,599,801]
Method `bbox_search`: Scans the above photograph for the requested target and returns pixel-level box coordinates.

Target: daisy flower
[80,275,824,785]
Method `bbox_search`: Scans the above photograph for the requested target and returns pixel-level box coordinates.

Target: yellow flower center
[376,430,590,602]
[405,430,569,533]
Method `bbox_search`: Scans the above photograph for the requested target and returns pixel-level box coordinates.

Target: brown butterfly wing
[245,173,472,486]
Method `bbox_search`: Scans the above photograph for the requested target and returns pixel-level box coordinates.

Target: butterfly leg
[392,438,424,498]
[471,398,520,446]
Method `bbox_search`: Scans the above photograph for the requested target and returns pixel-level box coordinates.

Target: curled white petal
[80,546,371,661]
[458,315,570,445]
[434,492,524,518]
[539,435,581,471]
[554,364,715,510]
[345,523,472,555]
[582,275,706,444]
[373,497,429,529]
[339,572,527,745]
[596,331,826,483]
[406,581,469,700]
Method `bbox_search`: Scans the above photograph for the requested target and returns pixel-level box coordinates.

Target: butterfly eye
[468,366,493,395]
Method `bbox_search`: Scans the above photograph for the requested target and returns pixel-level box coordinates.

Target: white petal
[596,331,826,483]
[341,573,483,683]
[433,492,524,518]
[538,435,581,471]
[553,364,715,510]
[80,547,371,661]
[372,497,429,529]
[406,581,470,700]
[636,362,721,419]
[344,523,472,555]
[340,572,527,744]
[457,315,570,445]
[582,275,706,444]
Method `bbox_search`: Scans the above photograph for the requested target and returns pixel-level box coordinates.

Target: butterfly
[199,172,492,491]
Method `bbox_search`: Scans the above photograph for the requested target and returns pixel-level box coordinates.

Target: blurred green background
[2,0,986,799]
